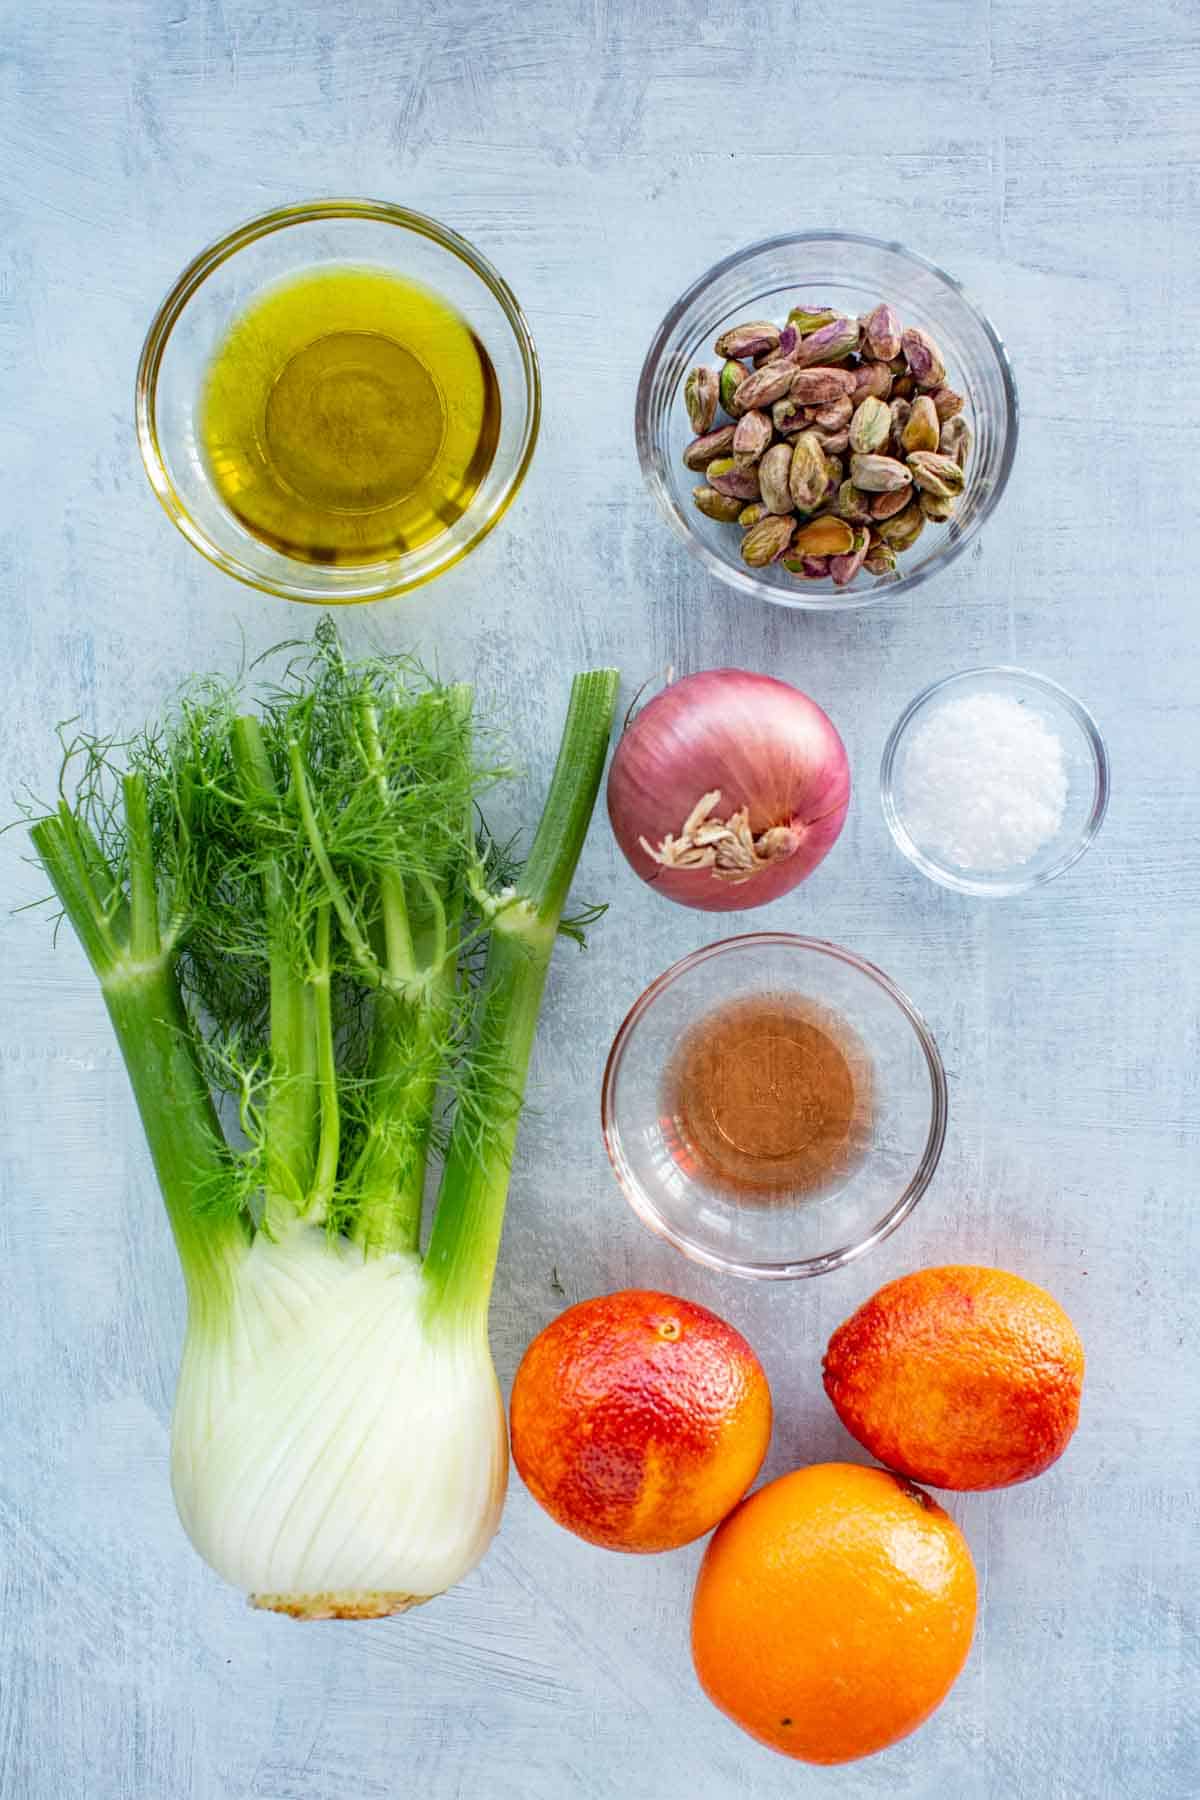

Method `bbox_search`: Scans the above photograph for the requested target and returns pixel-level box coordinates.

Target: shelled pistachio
[683,425,736,470]
[788,431,829,512]
[900,395,940,455]
[706,457,761,500]
[874,500,925,551]
[920,489,957,522]
[692,484,744,522]
[685,366,719,435]
[849,396,891,456]
[741,513,796,566]
[831,526,871,587]
[759,442,795,515]
[940,414,971,468]
[906,451,966,499]
[720,359,748,413]
[732,408,774,458]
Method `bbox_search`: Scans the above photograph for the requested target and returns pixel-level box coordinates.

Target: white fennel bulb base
[171,1227,508,1617]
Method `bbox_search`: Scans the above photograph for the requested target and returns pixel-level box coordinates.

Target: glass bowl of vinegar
[601,934,948,1280]
[137,199,540,603]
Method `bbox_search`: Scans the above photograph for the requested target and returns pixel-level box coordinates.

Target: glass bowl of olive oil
[136,199,540,603]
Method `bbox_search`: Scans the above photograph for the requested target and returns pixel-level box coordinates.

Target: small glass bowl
[881,667,1110,897]
[136,199,540,604]
[601,934,947,1281]
[635,231,1018,612]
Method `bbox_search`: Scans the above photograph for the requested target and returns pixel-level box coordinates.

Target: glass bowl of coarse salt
[880,667,1109,897]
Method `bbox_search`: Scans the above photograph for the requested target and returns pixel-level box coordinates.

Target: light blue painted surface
[1,2,1197,1795]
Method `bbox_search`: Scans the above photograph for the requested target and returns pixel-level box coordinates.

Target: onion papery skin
[606,670,850,912]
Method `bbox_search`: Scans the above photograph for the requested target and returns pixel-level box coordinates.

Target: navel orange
[823,1264,1085,1490]
[509,1289,771,1552]
[691,1462,976,1764]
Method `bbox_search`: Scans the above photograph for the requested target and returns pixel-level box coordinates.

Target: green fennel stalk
[26,623,618,1615]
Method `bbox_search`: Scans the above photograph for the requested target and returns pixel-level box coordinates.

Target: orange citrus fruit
[509,1289,771,1552]
[823,1264,1085,1490]
[691,1462,976,1764]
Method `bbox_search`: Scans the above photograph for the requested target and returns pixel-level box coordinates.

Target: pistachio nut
[891,373,916,398]
[781,554,832,578]
[901,326,947,389]
[871,485,913,521]
[738,503,768,528]
[760,323,799,365]
[919,489,957,522]
[849,394,892,456]
[900,394,940,455]
[788,430,829,512]
[863,301,903,362]
[790,366,857,404]
[852,360,893,402]
[811,395,854,431]
[714,320,781,360]
[792,315,860,367]
[833,480,874,525]
[874,499,925,551]
[684,366,719,436]
[863,539,898,575]
[732,408,774,458]
[792,515,855,557]
[741,513,796,567]
[719,359,749,414]
[830,526,871,587]
[931,385,965,422]
[850,453,914,493]
[758,443,795,514]
[906,450,966,498]
[939,414,971,469]
[732,361,799,412]
[705,456,761,500]
[813,428,850,456]
[692,484,744,523]
[889,397,911,448]
[823,454,845,488]
[682,424,736,470]
[771,395,808,434]
[786,305,839,335]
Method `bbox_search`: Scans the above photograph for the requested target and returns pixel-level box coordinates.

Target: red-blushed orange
[509,1289,771,1552]
[823,1265,1085,1489]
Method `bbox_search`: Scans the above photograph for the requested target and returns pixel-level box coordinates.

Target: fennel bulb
[29,623,618,1619]
[173,1231,506,1615]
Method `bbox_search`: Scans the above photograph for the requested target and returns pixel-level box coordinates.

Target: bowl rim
[634,228,1019,613]
[135,196,542,603]
[600,930,948,1280]
[880,665,1111,896]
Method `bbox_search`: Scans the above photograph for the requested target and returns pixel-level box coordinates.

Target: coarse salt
[899,691,1069,872]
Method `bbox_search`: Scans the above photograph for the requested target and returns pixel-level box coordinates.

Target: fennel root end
[249,1589,434,1621]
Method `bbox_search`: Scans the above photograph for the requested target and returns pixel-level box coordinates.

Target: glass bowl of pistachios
[635,232,1018,611]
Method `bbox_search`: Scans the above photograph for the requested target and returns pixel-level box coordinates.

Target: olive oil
[200,267,500,565]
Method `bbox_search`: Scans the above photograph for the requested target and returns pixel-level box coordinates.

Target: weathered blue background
[2,2,1197,1795]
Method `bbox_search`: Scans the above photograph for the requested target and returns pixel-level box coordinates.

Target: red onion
[606,669,850,912]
